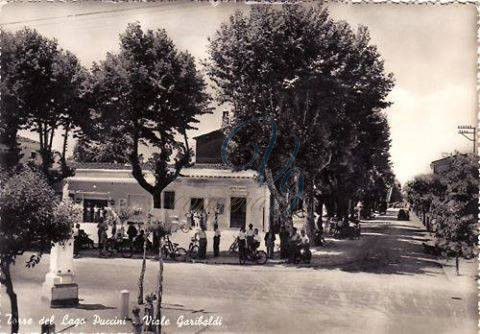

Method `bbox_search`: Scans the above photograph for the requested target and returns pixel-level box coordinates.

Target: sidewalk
[408,212,478,283]
[78,227,370,268]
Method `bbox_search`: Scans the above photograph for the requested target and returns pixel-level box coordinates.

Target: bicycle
[161,236,188,261]
[104,237,136,258]
[228,237,239,254]
[187,236,199,260]
[239,247,268,265]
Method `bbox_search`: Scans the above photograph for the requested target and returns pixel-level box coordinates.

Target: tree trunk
[316,198,323,230]
[156,237,164,334]
[264,169,293,230]
[1,260,19,334]
[305,190,316,246]
[455,255,460,276]
[152,193,161,249]
[138,237,148,305]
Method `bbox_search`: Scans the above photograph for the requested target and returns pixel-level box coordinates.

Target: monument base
[42,272,79,308]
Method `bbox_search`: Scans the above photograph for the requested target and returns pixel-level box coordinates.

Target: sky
[1,1,477,184]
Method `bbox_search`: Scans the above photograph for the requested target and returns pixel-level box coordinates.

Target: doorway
[230,197,247,228]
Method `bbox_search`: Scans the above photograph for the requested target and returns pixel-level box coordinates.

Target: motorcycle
[293,246,311,264]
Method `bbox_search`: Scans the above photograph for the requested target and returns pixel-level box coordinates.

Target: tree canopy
[85,22,211,205]
[405,153,478,257]
[0,28,89,183]
[206,5,395,238]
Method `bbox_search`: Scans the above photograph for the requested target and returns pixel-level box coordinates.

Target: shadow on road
[315,217,444,276]
[75,303,116,310]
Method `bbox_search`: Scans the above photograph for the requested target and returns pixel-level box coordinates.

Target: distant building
[0,136,42,165]
[64,128,271,242]
[430,153,463,174]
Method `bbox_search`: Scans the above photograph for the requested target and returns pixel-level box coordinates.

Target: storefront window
[163,191,175,209]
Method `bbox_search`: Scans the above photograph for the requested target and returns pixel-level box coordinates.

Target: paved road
[1,210,477,334]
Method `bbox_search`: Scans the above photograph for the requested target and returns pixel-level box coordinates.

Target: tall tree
[206,5,394,241]
[0,28,88,183]
[0,30,25,168]
[72,137,129,164]
[86,22,210,333]
[0,167,77,334]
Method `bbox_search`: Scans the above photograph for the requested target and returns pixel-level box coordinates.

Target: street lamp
[457,125,477,154]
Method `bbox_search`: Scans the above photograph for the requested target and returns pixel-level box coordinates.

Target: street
[1,210,477,334]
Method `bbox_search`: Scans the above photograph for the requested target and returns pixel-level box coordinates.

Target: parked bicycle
[239,247,267,265]
[228,237,239,254]
[104,235,153,258]
[187,236,199,260]
[104,237,135,258]
[161,236,188,261]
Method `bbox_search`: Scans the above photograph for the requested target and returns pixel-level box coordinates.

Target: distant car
[397,209,410,221]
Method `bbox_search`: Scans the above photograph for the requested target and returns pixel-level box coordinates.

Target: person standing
[97,217,108,257]
[279,224,289,259]
[238,225,246,262]
[246,223,254,250]
[213,223,221,257]
[127,222,138,241]
[252,228,261,252]
[288,227,301,263]
[196,225,207,259]
[199,209,207,230]
[264,230,276,259]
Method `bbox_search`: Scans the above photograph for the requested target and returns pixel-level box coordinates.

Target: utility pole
[457,125,477,154]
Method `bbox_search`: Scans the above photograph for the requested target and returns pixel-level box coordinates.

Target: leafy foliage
[206,5,395,235]
[85,22,211,203]
[72,138,129,163]
[0,28,89,182]
[405,154,478,257]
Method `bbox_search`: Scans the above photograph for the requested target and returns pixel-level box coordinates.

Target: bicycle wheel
[161,246,170,260]
[188,245,199,260]
[229,241,238,254]
[256,251,268,265]
[174,247,188,262]
[120,241,134,258]
[104,240,115,257]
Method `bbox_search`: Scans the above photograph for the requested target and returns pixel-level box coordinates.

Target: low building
[430,153,464,174]
[0,136,42,165]
[64,129,271,242]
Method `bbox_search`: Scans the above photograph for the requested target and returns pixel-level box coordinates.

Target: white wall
[65,168,270,243]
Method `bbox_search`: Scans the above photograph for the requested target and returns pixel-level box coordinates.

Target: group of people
[278,225,311,263]
[189,208,223,259]
[95,214,148,256]
[236,224,262,261]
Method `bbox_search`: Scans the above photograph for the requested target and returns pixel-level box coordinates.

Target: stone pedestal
[42,239,79,308]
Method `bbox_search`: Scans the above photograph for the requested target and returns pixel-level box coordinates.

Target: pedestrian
[111,217,117,239]
[196,225,207,259]
[264,230,276,259]
[127,222,138,241]
[98,217,108,257]
[73,223,80,256]
[238,225,246,262]
[252,228,261,253]
[279,224,289,259]
[246,223,254,250]
[288,227,301,263]
[96,217,103,245]
[199,208,207,230]
[213,223,221,257]
[300,229,309,249]
[131,306,143,334]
